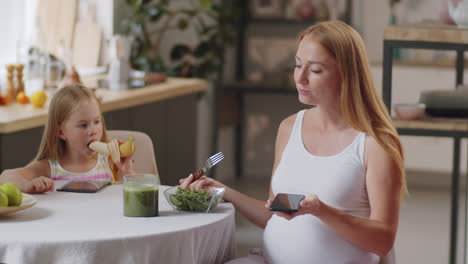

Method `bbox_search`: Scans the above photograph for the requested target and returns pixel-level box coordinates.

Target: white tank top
[49,154,114,182]
[263,110,380,264]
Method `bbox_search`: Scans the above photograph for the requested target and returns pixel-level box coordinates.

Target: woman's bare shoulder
[279,113,297,130]
[364,136,384,154]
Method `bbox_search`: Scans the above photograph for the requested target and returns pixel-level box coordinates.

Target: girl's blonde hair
[34,84,109,161]
[298,20,406,196]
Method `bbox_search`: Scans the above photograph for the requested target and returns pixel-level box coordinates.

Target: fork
[193,152,224,180]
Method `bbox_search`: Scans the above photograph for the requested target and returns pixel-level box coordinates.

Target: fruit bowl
[0,193,37,216]
[164,186,225,213]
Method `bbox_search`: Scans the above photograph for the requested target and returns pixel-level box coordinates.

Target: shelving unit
[225,0,353,177]
[383,22,468,264]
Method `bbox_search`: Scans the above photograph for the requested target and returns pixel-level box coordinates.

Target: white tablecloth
[0,185,236,264]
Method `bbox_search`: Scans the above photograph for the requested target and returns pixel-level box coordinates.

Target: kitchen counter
[0,77,207,185]
[0,77,207,134]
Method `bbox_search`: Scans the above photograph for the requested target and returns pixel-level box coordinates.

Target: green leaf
[177,18,189,30]
[199,0,212,10]
[180,9,197,17]
[167,62,184,76]
[170,44,190,61]
[126,0,143,11]
[130,22,144,36]
[132,56,152,72]
[145,5,164,22]
[141,0,152,6]
[193,42,210,58]
[151,56,167,72]
[126,0,137,7]
[120,18,132,34]
[193,61,218,78]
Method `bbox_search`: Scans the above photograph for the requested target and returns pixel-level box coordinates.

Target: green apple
[0,189,8,207]
[0,183,22,206]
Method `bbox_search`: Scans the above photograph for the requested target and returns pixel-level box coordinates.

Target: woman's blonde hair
[298,20,406,196]
[34,84,109,161]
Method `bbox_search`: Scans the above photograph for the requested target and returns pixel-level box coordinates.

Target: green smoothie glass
[123,174,160,217]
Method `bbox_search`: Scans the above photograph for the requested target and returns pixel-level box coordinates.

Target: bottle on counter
[15,64,24,94]
[6,64,16,102]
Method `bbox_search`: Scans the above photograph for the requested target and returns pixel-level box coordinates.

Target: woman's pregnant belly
[263,214,379,264]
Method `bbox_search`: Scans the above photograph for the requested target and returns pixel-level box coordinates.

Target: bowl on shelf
[393,103,426,120]
[164,186,225,213]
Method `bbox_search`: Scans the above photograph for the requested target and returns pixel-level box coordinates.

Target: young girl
[0,84,135,193]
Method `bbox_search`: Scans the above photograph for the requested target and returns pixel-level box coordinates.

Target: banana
[119,136,135,157]
[89,141,109,155]
[108,139,120,164]
[89,139,120,164]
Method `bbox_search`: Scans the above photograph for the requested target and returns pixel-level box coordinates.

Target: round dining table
[0,185,236,264]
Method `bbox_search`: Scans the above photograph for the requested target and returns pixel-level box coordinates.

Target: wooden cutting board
[72,4,101,68]
[37,0,77,56]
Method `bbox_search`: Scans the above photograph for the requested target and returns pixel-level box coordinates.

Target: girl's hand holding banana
[89,136,135,164]
[89,136,136,183]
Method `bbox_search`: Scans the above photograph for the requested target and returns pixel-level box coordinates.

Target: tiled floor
[224,175,468,264]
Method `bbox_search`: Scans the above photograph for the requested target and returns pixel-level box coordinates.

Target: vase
[439,0,460,24]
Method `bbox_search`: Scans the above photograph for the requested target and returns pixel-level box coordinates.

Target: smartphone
[268,193,305,213]
[56,180,111,193]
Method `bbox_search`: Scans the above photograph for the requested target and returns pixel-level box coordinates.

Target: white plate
[0,193,37,216]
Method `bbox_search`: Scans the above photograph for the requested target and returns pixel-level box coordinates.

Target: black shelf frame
[227,0,353,177]
[383,38,468,264]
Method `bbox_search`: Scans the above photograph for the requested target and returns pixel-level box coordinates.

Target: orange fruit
[0,96,10,105]
[30,91,47,108]
[16,92,29,104]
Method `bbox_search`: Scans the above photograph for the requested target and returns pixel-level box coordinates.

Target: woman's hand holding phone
[267,193,321,220]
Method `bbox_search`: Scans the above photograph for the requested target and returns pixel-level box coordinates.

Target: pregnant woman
[181,20,405,264]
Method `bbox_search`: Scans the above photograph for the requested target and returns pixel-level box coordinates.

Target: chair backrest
[107,130,158,176]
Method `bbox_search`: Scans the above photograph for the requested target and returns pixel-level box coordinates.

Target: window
[0,0,37,81]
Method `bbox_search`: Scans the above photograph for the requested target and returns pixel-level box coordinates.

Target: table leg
[382,41,394,111]
[456,50,464,87]
[450,137,461,264]
[465,141,468,264]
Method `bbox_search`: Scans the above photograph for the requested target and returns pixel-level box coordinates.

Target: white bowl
[394,103,426,120]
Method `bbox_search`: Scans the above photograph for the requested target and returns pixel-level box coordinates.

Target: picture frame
[250,0,284,19]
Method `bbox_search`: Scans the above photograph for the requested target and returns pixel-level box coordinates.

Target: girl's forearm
[317,202,396,257]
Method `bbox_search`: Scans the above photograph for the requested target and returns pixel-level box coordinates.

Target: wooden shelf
[385,20,468,44]
[393,117,468,132]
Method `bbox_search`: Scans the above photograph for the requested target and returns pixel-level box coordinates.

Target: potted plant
[121,0,238,81]
[121,0,239,170]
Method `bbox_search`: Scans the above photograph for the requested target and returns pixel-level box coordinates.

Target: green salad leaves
[169,187,217,212]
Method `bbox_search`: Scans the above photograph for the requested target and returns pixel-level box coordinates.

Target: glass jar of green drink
[123,174,160,217]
